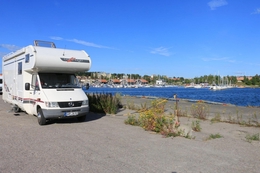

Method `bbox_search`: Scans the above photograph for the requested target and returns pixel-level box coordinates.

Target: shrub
[87,92,122,114]
[190,101,209,119]
[211,113,221,123]
[124,115,139,126]
[151,99,167,114]
[87,93,104,113]
[138,99,169,132]
[139,110,173,133]
[125,98,186,138]
[191,120,201,132]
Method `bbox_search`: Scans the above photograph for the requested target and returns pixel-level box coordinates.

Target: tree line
[76,72,260,86]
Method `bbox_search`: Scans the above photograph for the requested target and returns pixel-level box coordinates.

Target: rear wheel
[37,108,46,125]
[77,115,86,122]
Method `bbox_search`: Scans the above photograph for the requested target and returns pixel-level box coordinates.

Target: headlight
[45,102,59,107]
[82,100,88,105]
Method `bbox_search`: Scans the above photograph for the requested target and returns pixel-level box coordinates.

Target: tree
[143,75,151,83]
[179,77,184,82]
[251,74,260,86]
[243,76,251,85]
[184,79,191,84]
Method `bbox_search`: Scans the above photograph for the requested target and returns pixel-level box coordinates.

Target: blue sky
[0,0,260,78]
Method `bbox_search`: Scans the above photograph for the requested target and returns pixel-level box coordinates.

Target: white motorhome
[2,40,91,125]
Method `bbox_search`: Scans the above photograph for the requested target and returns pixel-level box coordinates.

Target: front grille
[58,101,82,108]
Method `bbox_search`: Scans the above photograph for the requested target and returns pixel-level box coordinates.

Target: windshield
[38,73,80,89]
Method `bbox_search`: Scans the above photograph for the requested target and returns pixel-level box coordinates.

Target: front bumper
[42,106,89,119]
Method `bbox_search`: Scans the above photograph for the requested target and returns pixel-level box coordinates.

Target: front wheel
[37,108,46,125]
[77,115,86,122]
[13,105,20,113]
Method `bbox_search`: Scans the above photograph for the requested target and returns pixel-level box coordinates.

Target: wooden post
[174,94,179,123]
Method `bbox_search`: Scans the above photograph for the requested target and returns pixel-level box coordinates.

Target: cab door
[28,74,42,115]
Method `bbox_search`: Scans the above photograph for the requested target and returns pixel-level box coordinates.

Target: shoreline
[120,95,260,126]
[134,95,237,106]
[87,87,260,108]
[124,94,260,108]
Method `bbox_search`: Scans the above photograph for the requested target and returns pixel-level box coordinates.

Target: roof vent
[34,40,56,48]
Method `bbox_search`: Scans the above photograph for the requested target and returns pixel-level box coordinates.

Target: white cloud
[50,36,113,49]
[202,57,235,63]
[208,0,228,10]
[50,36,63,40]
[251,8,260,14]
[0,44,20,51]
[67,39,112,49]
[150,47,171,56]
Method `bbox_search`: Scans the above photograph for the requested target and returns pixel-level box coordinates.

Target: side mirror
[85,83,90,90]
[25,83,30,90]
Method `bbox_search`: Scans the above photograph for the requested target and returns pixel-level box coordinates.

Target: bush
[191,120,201,132]
[125,98,185,138]
[124,115,139,126]
[87,92,122,114]
[190,101,209,119]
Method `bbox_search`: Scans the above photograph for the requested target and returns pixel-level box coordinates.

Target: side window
[31,74,39,90]
[25,54,30,63]
[18,62,22,75]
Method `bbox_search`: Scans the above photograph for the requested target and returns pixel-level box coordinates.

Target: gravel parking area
[0,96,260,173]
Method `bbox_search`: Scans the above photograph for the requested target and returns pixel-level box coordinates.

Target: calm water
[84,87,260,107]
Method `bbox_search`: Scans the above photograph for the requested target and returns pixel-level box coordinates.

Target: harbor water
[84,87,260,107]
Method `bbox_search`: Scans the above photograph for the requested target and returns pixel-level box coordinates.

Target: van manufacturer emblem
[68,102,74,107]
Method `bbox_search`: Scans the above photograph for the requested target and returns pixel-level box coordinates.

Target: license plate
[64,112,78,116]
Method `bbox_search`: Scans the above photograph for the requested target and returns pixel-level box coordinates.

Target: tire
[37,108,46,125]
[13,105,20,113]
[77,115,86,122]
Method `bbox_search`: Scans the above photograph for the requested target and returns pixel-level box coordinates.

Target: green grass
[206,133,223,140]
[245,133,259,143]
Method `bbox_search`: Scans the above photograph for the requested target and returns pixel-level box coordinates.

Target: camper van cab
[2,40,91,125]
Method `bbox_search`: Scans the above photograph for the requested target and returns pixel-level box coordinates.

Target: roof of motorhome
[3,47,27,61]
[3,45,91,73]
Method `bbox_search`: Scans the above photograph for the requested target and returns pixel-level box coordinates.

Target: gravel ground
[0,96,260,173]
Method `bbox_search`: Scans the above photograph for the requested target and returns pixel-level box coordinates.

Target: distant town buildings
[77,72,256,86]
[236,76,252,82]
